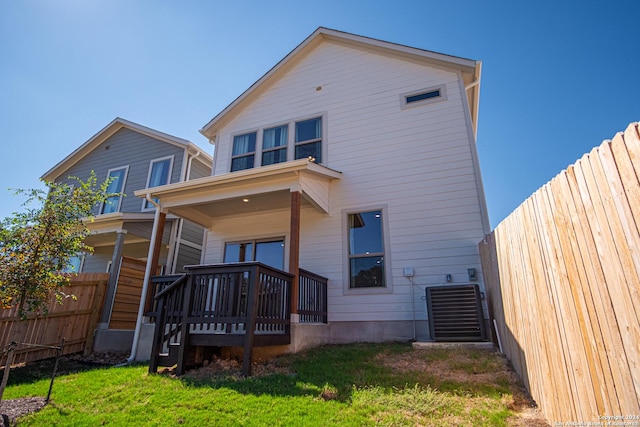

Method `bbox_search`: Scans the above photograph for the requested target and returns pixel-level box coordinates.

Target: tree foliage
[0,172,113,317]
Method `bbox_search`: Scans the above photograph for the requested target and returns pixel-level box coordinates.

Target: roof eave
[200,27,479,139]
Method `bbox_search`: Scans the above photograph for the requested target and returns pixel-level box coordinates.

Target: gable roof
[200,27,482,140]
[42,117,212,182]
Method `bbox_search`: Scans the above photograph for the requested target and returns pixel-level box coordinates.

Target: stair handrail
[154,273,188,299]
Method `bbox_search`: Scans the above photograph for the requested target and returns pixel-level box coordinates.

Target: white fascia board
[133,159,342,201]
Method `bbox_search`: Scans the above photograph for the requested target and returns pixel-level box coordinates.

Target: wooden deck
[147,262,327,376]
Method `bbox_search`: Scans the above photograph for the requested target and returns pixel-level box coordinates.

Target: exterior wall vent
[425,284,486,341]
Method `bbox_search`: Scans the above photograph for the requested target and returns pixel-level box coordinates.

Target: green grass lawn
[3,343,536,426]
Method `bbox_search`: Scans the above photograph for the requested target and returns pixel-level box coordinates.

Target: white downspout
[123,194,162,364]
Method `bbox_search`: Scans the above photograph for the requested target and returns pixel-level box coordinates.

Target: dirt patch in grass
[375,348,549,426]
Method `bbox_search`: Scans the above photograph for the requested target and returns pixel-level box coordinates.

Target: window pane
[231,155,255,172]
[262,148,287,166]
[149,159,171,188]
[233,133,256,155]
[295,142,322,163]
[263,126,287,149]
[102,168,126,214]
[295,118,321,142]
[224,242,254,262]
[349,211,383,255]
[350,256,385,288]
[255,240,284,270]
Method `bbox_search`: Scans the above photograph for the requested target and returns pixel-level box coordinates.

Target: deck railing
[149,262,294,376]
[298,268,328,323]
[149,263,328,376]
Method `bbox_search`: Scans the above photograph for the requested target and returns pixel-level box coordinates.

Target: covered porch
[133,159,341,375]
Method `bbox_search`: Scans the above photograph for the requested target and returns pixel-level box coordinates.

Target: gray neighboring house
[41,117,212,352]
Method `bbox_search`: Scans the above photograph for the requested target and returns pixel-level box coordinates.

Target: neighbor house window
[262,125,288,166]
[62,254,84,273]
[101,166,128,214]
[295,117,322,163]
[348,210,385,288]
[231,132,256,172]
[224,238,285,270]
[143,156,173,210]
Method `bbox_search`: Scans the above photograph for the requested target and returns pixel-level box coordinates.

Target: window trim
[142,155,174,211]
[261,124,289,167]
[400,85,447,110]
[230,131,258,172]
[227,113,327,172]
[294,116,323,163]
[342,205,392,295]
[100,165,129,214]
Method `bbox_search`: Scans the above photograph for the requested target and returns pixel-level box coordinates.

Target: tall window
[295,117,322,163]
[231,132,256,172]
[224,238,284,270]
[262,125,288,166]
[143,157,173,210]
[101,166,128,214]
[348,210,385,288]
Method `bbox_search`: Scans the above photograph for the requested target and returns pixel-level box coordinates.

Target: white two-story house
[135,28,490,371]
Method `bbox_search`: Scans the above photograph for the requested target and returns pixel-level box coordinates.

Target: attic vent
[406,89,440,103]
[426,284,486,342]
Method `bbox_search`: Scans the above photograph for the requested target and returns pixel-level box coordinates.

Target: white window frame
[400,85,447,110]
[100,165,129,214]
[294,116,323,163]
[142,155,174,211]
[228,113,328,172]
[230,131,258,172]
[342,205,392,295]
[261,124,289,167]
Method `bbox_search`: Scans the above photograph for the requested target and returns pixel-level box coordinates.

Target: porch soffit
[133,159,342,228]
[84,212,174,247]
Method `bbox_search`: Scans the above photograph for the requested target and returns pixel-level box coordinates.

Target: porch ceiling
[83,212,173,247]
[133,159,342,228]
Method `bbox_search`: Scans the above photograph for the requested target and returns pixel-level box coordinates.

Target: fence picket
[479,122,640,423]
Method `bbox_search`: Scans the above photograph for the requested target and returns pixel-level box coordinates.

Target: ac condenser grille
[426,284,486,341]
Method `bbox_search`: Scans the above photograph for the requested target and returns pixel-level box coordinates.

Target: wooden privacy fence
[0,273,108,365]
[479,122,640,424]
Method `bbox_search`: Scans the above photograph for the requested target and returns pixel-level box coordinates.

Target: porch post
[145,211,167,312]
[289,190,300,315]
[98,230,127,327]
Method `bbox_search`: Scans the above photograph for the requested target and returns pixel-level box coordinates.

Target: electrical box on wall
[403,267,414,277]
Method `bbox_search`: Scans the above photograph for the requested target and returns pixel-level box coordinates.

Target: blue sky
[0,0,638,228]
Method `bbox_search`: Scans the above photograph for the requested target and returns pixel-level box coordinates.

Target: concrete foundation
[93,329,134,353]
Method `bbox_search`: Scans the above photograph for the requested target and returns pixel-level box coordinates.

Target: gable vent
[406,89,440,104]
[426,284,486,341]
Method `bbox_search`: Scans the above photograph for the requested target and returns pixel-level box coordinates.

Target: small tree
[0,172,113,401]
[0,172,112,316]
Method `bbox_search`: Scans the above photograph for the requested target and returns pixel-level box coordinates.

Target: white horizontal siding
[206,41,487,323]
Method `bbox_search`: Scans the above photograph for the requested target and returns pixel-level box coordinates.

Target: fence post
[0,342,17,403]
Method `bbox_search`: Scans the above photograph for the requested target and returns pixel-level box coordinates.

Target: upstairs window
[348,210,385,288]
[231,132,256,172]
[143,156,173,210]
[101,166,128,214]
[262,125,288,166]
[295,117,322,163]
